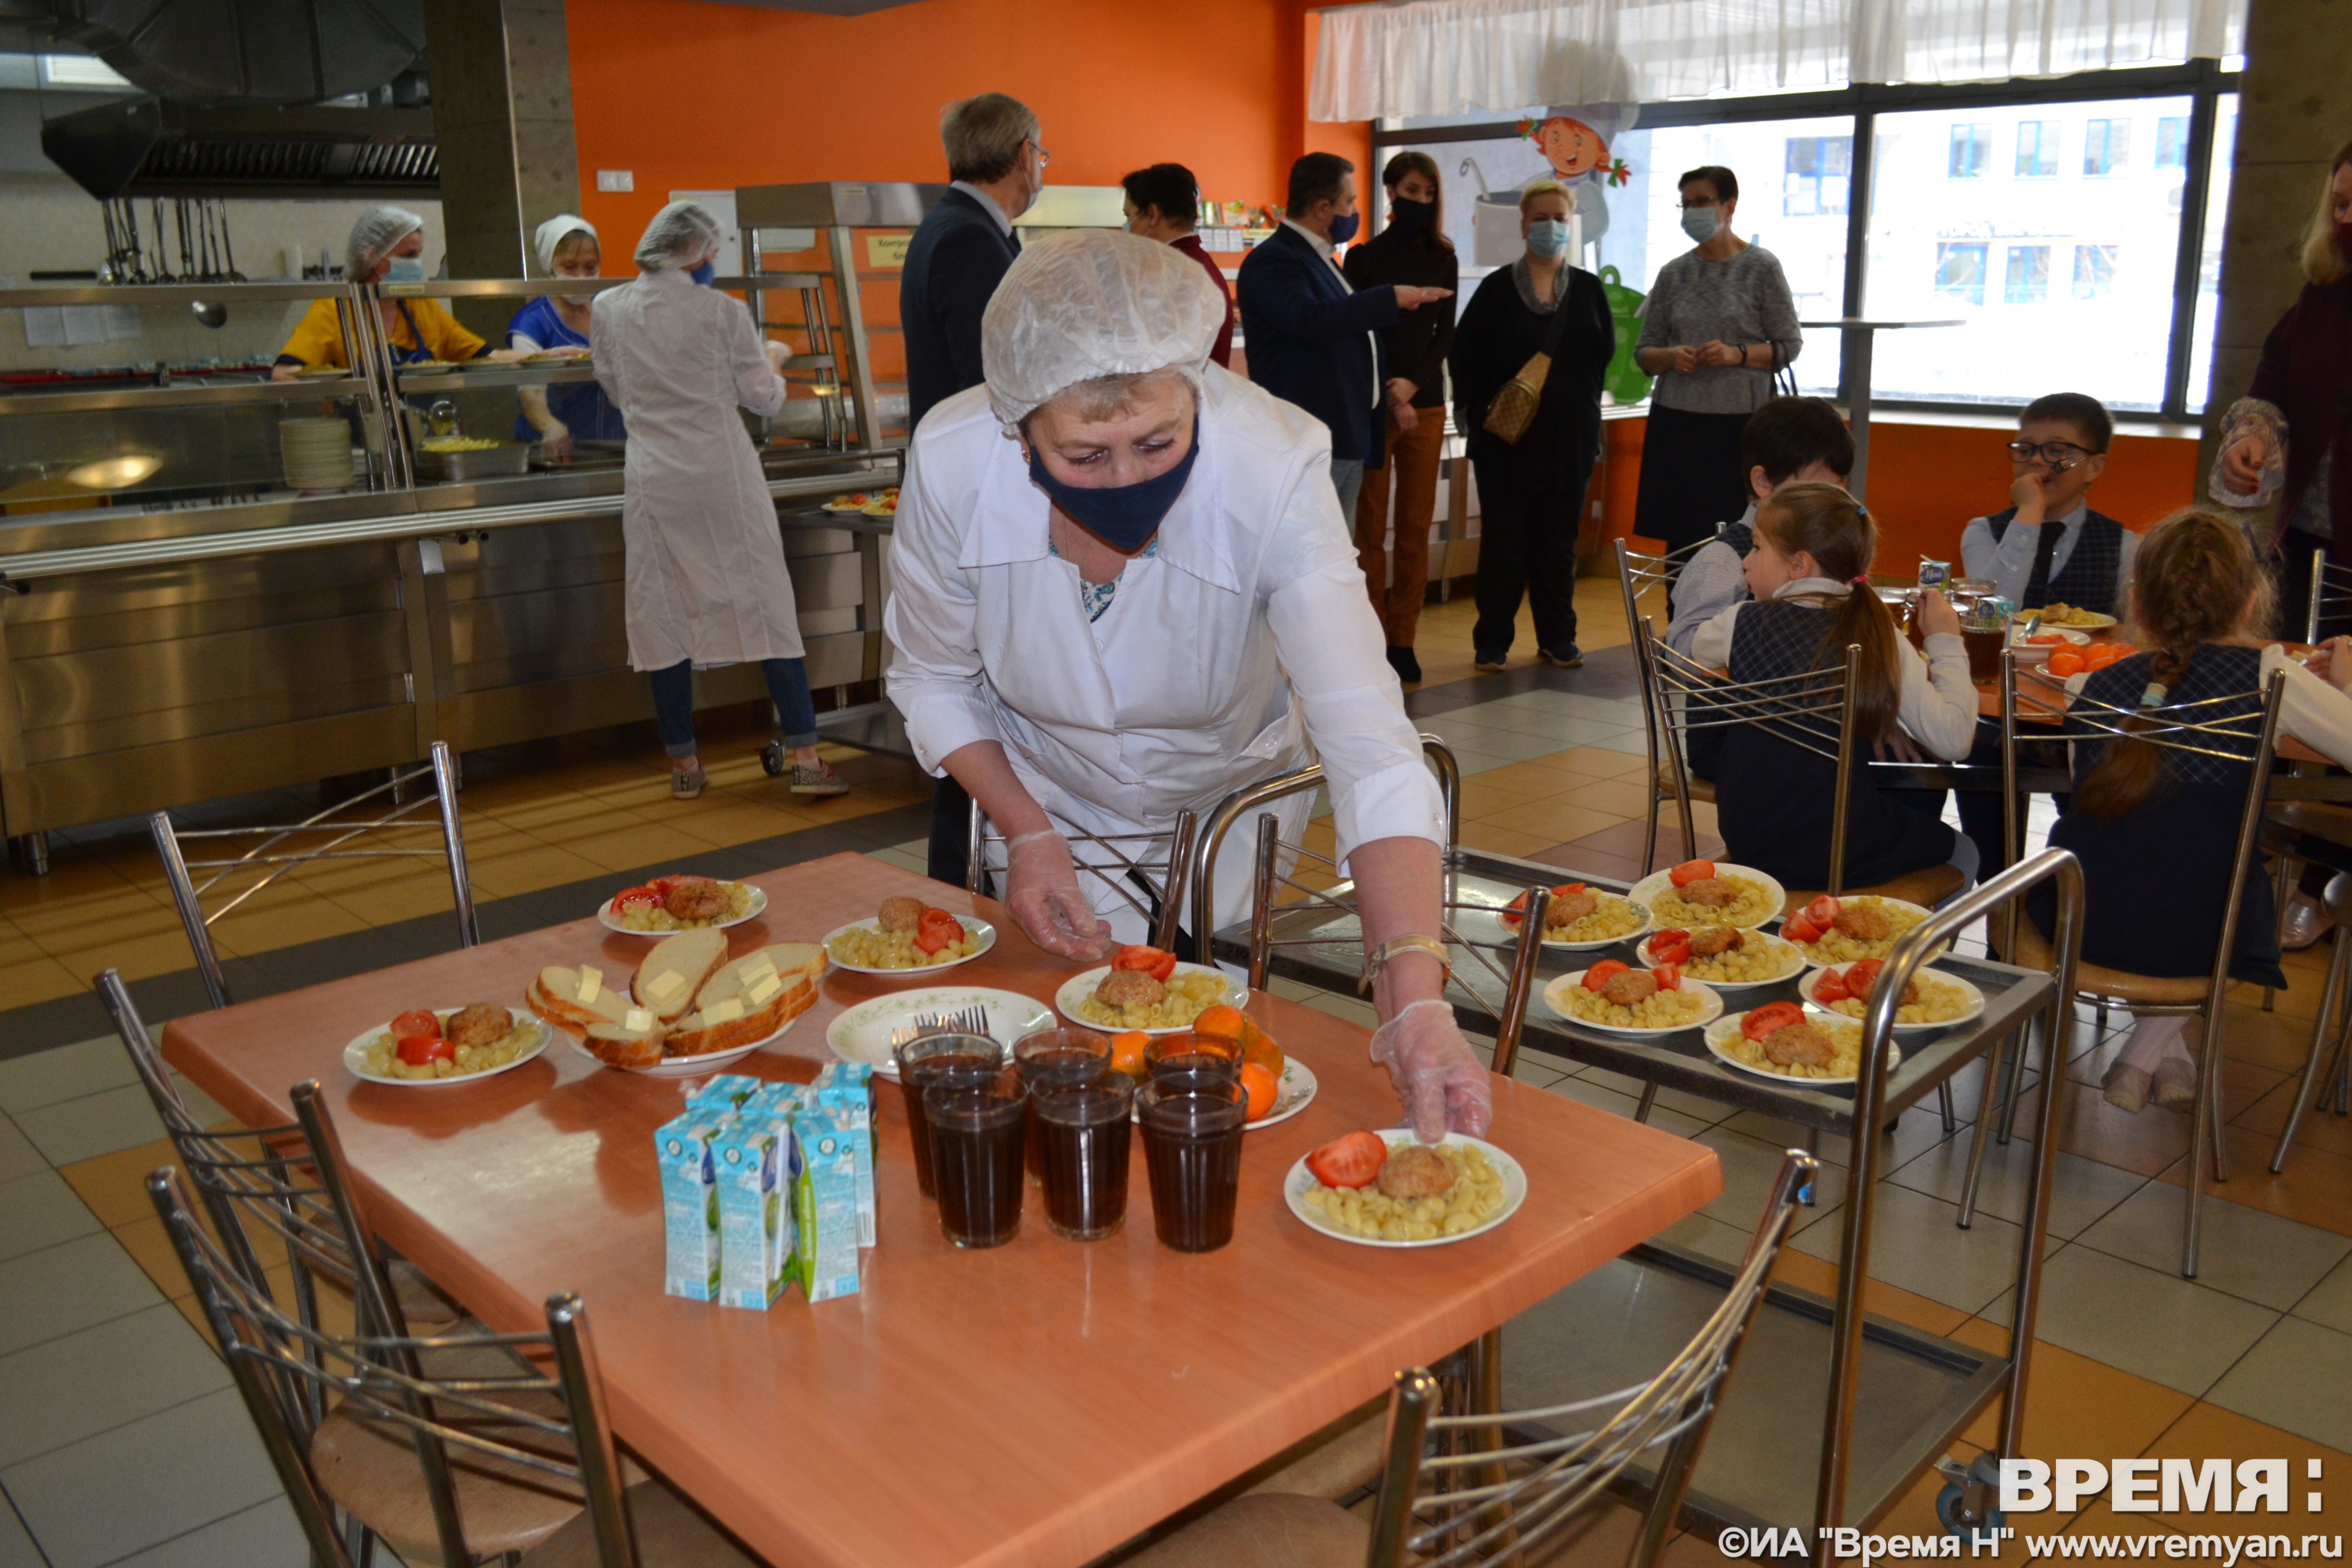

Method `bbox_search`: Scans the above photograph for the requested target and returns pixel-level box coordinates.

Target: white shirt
[1959,502,2139,610]
[1665,502,1756,657]
[948,181,1015,236]
[1689,577,1978,760]
[885,365,1443,924]
[1280,217,1382,427]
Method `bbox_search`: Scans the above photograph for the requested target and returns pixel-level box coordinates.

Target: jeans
[1329,458,1365,523]
[649,658,819,759]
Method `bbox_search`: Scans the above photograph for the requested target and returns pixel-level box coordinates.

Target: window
[1783,135,1851,216]
[2154,116,2190,169]
[2186,94,2237,411]
[1935,243,1989,305]
[2084,118,2130,176]
[2004,246,2050,304]
[2072,244,2118,299]
[1948,125,1993,178]
[2015,121,2059,178]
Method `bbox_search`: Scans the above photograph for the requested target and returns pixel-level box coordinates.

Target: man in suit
[901,91,1044,884]
[1237,152,1452,519]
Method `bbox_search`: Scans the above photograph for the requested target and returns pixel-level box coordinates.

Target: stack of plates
[279,418,356,492]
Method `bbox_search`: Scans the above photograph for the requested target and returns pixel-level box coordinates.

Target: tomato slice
[612,885,663,910]
[1740,1001,1805,1042]
[1501,890,1529,926]
[1668,859,1716,888]
[396,1034,454,1066]
[1651,961,1682,992]
[1782,914,1822,944]
[1305,1130,1389,1190]
[1581,959,1630,993]
[914,908,965,954]
[1649,937,1692,967]
[390,1008,439,1040]
[1845,959,1886,996]
[1810,971,1848,1003]
[1112,945,1179,983]
[1804,895,1842,929]
[1552,881,1587,898]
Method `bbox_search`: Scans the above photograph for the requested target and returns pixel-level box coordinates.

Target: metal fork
[888,1006,993,1049]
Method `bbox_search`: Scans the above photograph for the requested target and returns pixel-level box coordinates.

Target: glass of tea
[1145,1031,1240,1083]
[1032,1075,1134,1241]
[1135,1078,1247,1253]
[924,1069,1027,1249]
[1013,1029,1111,1185]
[895,1033,1005,1199]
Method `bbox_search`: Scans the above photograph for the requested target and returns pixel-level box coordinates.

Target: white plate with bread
[529,928,826,1075]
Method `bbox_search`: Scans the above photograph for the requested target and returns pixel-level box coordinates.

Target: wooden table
[161,853,1722,1568]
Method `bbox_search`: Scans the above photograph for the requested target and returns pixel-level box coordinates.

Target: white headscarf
[534,214,598,274]
[979,229,1224,436]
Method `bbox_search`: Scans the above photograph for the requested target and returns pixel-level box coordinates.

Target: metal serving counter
[0,276,902,870]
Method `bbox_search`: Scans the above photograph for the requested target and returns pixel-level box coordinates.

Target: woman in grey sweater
[1632,165,1803,553]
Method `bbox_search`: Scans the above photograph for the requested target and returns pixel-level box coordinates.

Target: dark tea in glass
[925,1071,1027,1248]
[1136,1079,1246,1253]
[895,1034,1004,1199]
[1013,1029,1110,1185]
[1033,1076,1134,1240]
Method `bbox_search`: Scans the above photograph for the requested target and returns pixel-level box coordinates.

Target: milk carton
[790,1097,862,1302]
[655,1112,727,1302]
[712,1110,793,1310]
[812,1079,877,1248]
[687,1073,762,1113]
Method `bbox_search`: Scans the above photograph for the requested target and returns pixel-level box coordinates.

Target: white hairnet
[981,229,1224,434]
[347,206,423,279]
[534,213,598,274]
[633,200,722,272]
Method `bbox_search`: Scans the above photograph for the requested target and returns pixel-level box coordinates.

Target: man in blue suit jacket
[900,91,1045,885]
[1237,152,1453,519]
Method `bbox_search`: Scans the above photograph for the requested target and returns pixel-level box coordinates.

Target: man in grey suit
[901,92,1045,882]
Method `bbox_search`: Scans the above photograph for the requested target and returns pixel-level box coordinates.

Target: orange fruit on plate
[1239,1061,1279,1121]
[2085,642,2125,670]
[1108,1031,1150,1080]
[1192,1003,1253,1049]
[2046,648,2087,678]
[1242,1031,1284,1079]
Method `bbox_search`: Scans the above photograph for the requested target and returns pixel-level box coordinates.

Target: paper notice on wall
[22,306,64,347]
[103,304,141,339]
[865,234,911,269]
[62,306,106,345]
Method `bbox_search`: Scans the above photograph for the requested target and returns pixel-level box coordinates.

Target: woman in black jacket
[1344,152,1459,684]
[1449,180,1615,669]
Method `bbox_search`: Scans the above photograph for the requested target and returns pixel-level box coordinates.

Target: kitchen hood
[41,93,435,199]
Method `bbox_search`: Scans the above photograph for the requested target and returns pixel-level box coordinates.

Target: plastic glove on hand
[1003,830,1114,962]
[1369,998,1492,1143]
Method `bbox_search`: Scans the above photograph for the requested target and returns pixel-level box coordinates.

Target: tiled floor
[2,574,2349,1562]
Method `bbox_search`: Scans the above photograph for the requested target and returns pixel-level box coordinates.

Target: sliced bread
[632,927,729,1024]
[527,964,629,1037]
[665,969,816,1059]
[582,1019,665,1070]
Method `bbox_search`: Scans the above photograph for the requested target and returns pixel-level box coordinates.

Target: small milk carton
[790,1097,863,1302]
[687,1073,762,1113]
[655,1111,728,1302]
[812,1070,877,1247]
[712,1110,794,1310]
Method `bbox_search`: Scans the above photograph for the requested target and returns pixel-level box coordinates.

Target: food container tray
[416,443,531,482]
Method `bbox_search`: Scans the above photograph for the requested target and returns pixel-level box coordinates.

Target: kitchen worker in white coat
[593,200,849,800]
[886,229,1489,1139]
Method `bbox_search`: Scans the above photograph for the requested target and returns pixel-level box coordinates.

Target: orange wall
[565,0,1366,257]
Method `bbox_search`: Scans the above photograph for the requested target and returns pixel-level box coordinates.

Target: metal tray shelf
[0,376,372,416]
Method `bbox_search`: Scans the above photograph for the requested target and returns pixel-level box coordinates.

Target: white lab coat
[591,267,800,670]
[885,366,1445,939]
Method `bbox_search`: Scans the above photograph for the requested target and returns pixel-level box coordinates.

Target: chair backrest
[1637,617,1867,893]
[2305,547,2352,645]
[152,740,477,1009]
[1613,538,1711,855]
[150,1168,637,1568]
[966,804,1200,953]
[1364,1149,1818,1568]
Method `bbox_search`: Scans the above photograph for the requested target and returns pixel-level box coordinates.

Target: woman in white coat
[593,200,849,800]
[886,230,1489,1140]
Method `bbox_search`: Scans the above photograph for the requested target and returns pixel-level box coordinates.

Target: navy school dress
[505,295,626,445]
[2026,644,2285,987]
[1714,599,1957,890]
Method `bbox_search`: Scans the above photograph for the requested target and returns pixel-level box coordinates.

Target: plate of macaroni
[1627,862,1786,930]
[1704,1006,1901,1085]
[1541,968,1724,1035]
[2038,603,2118,628]
[1491,884,1650,949]
[1800,961,1983,1031]
[1285,1133,1525,1247]
[1634,927,1805,988]
[823,903,994,974]
[346,1006,547,1086]
[1056,962,1238,1035]
[1780,895,1944,966]
[599,876,766,935]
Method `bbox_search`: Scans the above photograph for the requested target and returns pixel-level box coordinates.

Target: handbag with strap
[1481,279,1576,446]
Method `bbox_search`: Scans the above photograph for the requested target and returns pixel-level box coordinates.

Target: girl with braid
[2022,509,2352,1113]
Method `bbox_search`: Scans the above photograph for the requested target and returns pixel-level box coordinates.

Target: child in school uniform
[1665,396,1857,659]
[2023,509,2352,1113]
[1689,483,1980,892]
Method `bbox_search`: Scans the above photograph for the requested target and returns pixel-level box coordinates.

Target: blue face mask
[1027,418,1200,552]
[1680,206,1721,243]
[381,256,425,284]
[1326,211,1360,246]
[689,260,717,286]
[1525,218,1571,258]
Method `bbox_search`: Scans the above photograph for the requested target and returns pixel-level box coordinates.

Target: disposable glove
[1368,998,1492,1142]
[1003,830,1114,961]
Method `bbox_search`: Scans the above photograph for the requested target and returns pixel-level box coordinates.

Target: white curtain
[1308,0,2245,120]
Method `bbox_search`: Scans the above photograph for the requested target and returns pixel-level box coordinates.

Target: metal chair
[2269,872,2352,1173]
[152,740,478,1009]
[151,1163,755,1568]
[1984,655,2289,1277]
[966,803,1200,954]
[93,968,461,1339]
[1121,1150,1817,1568]
[1613,538,1717,875]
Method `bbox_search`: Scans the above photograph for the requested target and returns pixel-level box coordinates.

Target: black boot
[1386,645,1423,684]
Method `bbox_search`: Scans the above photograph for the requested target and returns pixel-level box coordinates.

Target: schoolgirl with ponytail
[1688,482,1981,891]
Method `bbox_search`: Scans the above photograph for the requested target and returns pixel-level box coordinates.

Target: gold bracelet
[1359,934,1452,995]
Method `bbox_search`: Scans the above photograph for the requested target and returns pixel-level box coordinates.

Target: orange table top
[161,852,1723,1568]
[1969,631,2333,764]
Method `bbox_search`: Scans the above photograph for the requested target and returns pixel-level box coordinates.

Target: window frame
[1371,57,2236,423]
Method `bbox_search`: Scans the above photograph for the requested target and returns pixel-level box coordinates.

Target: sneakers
[670,764,706,801]
[2101,1061,2151,1114]
[1386,645,1423,684]
[2283,892,2328,951]
[1539,645,1584,669]
[2151,1057,2198,1111]
[791,756,850,797]
[1473,650,1508,673]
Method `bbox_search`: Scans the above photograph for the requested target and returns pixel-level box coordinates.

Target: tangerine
[2047,648,2087,678]
[1239,1061,1279,1121]
[1107,1031,1150,1079]
[1192,1003,1254,1050]
[1242,1030,1284,1078]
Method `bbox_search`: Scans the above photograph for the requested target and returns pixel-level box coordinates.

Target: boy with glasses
[1960,392,2136,618]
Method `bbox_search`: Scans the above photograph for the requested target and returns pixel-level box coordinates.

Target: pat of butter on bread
[578,966,601,1003]
[646,970,685,1002]
[703,997,744,1024]
[625,1008,653,1031]
[746,972,782,1004]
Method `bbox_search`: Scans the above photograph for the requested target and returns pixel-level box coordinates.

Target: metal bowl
[415,442,531,482]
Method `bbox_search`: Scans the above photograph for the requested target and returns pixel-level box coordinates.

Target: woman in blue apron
[507,214,626,459]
